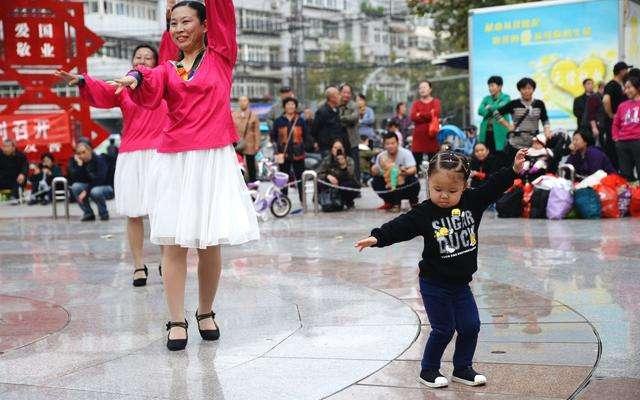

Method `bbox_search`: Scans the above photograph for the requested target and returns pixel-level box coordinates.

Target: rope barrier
[316,177,421,194]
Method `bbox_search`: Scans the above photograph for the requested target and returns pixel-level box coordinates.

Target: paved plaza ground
[0,187,639,399]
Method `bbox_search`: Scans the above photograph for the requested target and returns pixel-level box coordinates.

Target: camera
[336,149,343,156]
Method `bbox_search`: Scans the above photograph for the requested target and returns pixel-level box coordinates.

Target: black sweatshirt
[371,167,516,284]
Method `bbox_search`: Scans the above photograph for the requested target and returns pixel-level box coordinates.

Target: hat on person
[533,133,547,146]
[613,61,633,75]
[279,86,292,93]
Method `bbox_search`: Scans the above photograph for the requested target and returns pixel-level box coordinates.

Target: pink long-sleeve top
[128,0,238,154]
[80,74,167,153]
[612,99,640,141]
[159,30,179,63]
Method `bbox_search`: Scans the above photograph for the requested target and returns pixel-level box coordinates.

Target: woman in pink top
[55,44,168,288]
[612,76,640,181]
[111,0,259,351]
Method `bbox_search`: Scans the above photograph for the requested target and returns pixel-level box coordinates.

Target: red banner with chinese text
[0,112,73,162]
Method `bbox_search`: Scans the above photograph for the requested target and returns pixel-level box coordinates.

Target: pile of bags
[496,169,640,219]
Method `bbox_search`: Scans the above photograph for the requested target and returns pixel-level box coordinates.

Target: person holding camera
[316,138,360,211]
[28,153,62,205]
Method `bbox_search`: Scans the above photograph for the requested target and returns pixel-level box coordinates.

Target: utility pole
[290,0,305,103]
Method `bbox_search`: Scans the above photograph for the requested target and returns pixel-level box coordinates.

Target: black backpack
[496,187,523,218]
[530,188,550,219]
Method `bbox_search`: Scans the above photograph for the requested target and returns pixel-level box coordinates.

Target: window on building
[115,2,125,15]
[269,47,280,64]
[344,22,353,42]
[360,26,369,43]
[240,9,277,34]
[323,21,339,39]
[103,1,113,14]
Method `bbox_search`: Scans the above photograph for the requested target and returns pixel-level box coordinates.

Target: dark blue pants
[419,277,480,371]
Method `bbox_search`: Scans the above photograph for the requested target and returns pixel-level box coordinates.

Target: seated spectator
[68,142,114,221]
[462,125,478,156]
[521,133,553,181]
[371,132,420,212]
[0,139,28,201]
[358,134,381,185]
[566,130,615,179]
[316,138,360,210]
[386,120,404,145]
[469,142,499,188]
[28,152,62,205]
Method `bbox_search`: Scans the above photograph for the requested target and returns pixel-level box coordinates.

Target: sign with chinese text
[3,18,66,64]
[470,0,620,130]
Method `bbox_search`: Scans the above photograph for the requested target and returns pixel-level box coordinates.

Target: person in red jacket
[410,80,441,167]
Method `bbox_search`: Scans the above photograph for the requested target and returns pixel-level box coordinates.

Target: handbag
[496,187,523,218]
[234,111,252,153]
[529,188,550,219]
[319,187,343,212]
[275,116,298,164]
[427,108,440,139]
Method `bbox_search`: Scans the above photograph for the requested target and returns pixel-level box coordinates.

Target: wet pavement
[0,190,639,399]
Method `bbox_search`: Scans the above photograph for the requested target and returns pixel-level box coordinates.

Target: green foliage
[406,0,538,51]
[361,1,386,18]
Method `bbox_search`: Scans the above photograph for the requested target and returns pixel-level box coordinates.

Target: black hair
[627,76,640,92]
[582,78,593,86]
[131,43,159,67]
[279,86,292,93]
[428,151,471,180]
[487,76,503,86]
[395,102,405,113]
[573,129,595,146]
[386,120,399,128]
[282,96,298,109]
[419,80,432,88]
[629,68,640,79]
[517,77,536,91]
[382,131,399,143]
[41,152,54,162]
[357,93,366,101]
[172,1,206,23]
[331,137,345,149]
[473,141,489,152]
[339,83,352,92]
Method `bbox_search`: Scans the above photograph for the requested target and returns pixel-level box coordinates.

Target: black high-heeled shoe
[195,310,220,341]
[132,265,148,287]
[166,320,188,351]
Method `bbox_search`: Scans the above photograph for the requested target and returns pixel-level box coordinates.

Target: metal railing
[301,170,318,214]
[51,177,70,219]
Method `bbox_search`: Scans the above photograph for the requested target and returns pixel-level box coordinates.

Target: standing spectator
[612,76,640,181]
[267,86,295,130]
[357,93,375,140]
[496,77,551,160]
[232,96,261,182]
[358,134,381,185]
[28,153,62,205]
[573,78,595,129]
[316,138,360,210]
[0,140,28,201]
[585,82,606,146]
[391,102,412,139]
[68,142,114,221]
[565,130,615,178]
[303,107,315,139]
[603,61,632,168]
[271,97,309,202]
[311,86,347,156]
[339,84,360,182]
[477,76,511,156]
[597,81,606,96]
[462,125,478,156]
[410,80,441,167]
[372,132,420,212]
[387,120,404,145]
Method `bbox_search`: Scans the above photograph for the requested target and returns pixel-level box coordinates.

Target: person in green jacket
[477,76,511,155]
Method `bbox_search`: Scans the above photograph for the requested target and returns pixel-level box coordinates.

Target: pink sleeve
[80,74,120,109]
[206,0,237,65]
[128,64,167,110]
[159,30,179,63]
[612,104,623,140]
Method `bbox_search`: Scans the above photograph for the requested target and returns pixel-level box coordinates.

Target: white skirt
[114,149,156,217]
[147,145,260,249]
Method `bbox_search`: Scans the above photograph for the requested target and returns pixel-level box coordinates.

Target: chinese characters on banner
[3,19,66,64]
[0,113,71,155]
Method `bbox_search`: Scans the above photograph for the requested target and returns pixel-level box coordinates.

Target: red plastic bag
[630,187,640,217]
[600,174,628,190]
[595,184,619,218]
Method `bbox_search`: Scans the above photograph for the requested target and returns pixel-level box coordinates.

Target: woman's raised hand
[107,75,138,95]
[54,70,81,86]
[354,236,377,252]
[513,148,527,174]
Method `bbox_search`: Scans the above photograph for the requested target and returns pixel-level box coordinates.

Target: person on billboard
[477,76,510,158]
[494,77,551,160]
[56,43,168,288]
[108,0,260,351]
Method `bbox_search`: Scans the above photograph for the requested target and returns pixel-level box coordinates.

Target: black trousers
[279,159,305,202]
[371,175,420,205]
[245,153,257,182]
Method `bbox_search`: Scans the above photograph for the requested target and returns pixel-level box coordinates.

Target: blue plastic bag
[574,187,601,219]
